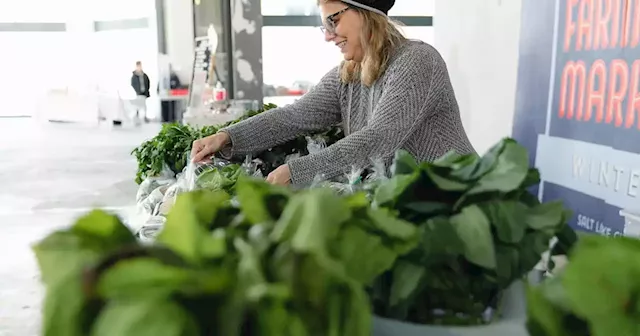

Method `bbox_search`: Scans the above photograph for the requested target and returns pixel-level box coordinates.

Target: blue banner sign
[513,0,640,236]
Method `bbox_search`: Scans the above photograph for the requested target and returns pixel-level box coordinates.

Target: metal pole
[221,0,235,99]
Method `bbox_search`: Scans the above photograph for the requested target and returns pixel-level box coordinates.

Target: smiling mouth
[336,41,347,49]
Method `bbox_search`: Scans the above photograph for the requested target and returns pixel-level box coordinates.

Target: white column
[163,0,195,84]
[434,0,523,154]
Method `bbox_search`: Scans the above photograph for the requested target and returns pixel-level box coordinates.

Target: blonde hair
[340,8,406,86]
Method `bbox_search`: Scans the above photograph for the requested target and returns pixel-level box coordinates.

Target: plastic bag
[137,216,166,243]
[137,186,166,218]
[135,165,176,204]
[310,158,389,196]
[173,155,261,194]
[285,153,301,163]
[363,158,389,183]
[306,135,327,154]
[310,165,362,195]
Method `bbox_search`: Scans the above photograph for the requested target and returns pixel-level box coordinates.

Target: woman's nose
[324,30,335,42]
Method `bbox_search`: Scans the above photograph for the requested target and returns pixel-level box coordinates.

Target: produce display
[33,137,602,336]
[526,235,640,336]
[369,139,577,325]
[131,103,344,184]
[131,103,277,184]
[33,177,418,336]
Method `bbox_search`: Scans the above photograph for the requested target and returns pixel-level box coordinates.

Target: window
[88,0,154,21]
[261,0,433,103]
[0,32,69,116]
[388,0,434,16]
[261,0,434,16]
[0,0,71,22]
[262,28,433,104]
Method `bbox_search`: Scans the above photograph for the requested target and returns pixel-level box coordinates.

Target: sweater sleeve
[288,45,444,185]
[220,67,342,155]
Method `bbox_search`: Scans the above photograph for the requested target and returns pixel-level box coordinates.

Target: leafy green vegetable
[370,138,578,326]
[195,164,244,193]
[526,235,640,336]
[132,104,277,184]
[91,299,199,336]
[33,176,415,336]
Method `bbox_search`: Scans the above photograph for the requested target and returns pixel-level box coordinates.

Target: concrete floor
[0,118,160,336]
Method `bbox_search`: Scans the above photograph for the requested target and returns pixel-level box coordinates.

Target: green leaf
[256,301,297,335]
[234,238,267,288]
[422,165,470,191]
[421,217,465,257]
[41,273,97,336]
[521,168,541,188]
[372,173,418,207]
[158,190,229,264]
[480,201,527,243]
[550,223,578,257]
[450,142,504,181]
[272,189,350,255]
[466,139,529,195]
[519,232,552,273]
[526,201,566,230]
[341,283,373,336]
[561,236,640,335]
[450,205,497,269]
[432,150,464,167]
[91,299,199,336]
[495,245,519,286]
[366,208,418,241]
[97,258,230,299]
[389,261,425,306]
[525,283,569,336]
[33,210,133,287]
[390,150,419,175]
[403,201,450,216]
[336,225,398,284]
[345,192,370,209]
[33,231,102,287]
[235,176,281,224]
[70,210,135,246]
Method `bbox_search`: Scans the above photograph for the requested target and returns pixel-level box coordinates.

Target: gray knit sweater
[222,40,475,185]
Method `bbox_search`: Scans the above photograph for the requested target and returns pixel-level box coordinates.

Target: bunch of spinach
[33,176,417,336]
[195,164,245,194]
[526,235,640,336]
[369,138,578,325]
[132,123,202,184]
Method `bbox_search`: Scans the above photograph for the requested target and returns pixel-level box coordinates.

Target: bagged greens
[131,104,344,184]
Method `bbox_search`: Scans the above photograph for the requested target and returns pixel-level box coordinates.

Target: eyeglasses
[319,7,350,35]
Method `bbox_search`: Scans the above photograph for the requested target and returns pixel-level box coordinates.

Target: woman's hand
[191,132,231,162]
[266,164,291,186]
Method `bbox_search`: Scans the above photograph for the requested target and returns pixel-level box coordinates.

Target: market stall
[36,107,640,336]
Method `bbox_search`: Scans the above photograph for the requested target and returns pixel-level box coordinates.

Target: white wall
[434,0,522,154]
[163,0,194,83]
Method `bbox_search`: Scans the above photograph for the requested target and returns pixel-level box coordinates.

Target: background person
[191,0,475,185]
[130,61,150,124]
[158,65,182,123]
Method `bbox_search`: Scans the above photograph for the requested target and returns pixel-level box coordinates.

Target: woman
[191,0,474,185]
